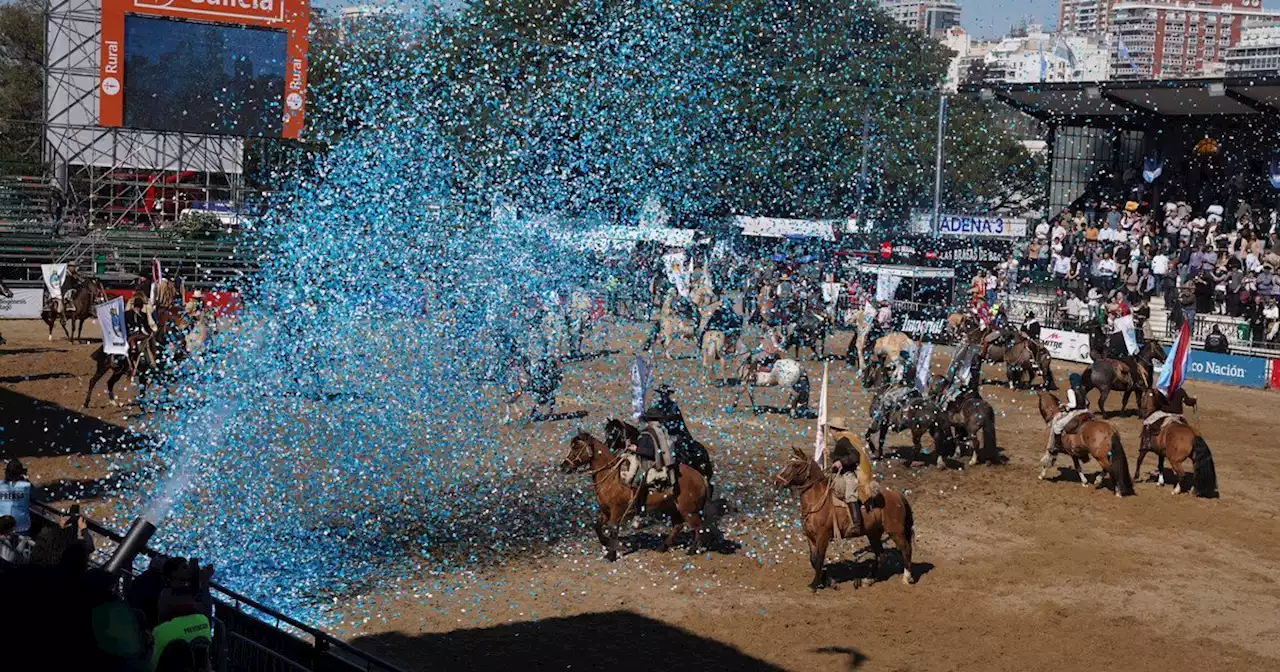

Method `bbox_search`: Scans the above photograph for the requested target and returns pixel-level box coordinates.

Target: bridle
[780,460,833,517]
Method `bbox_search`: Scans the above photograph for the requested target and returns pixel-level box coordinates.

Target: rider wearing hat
[827,418,881,532]
[1046,372,1090,454]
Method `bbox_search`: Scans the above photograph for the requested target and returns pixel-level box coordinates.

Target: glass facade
[1049,127,1147,214]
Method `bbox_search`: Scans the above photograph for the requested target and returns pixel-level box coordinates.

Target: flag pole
[815,361,830,467]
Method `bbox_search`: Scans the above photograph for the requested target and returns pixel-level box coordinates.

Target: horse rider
[702,296,743,355]
[1106,290,1142,386]
[827,417,881,533]
[1022,310,1042,342]
[940,344,983,409]
[1045,372,1090,454]
[979,303,1010,357]
[628,386,689,508]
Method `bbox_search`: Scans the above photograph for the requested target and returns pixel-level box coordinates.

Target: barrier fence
[30,502,407,672]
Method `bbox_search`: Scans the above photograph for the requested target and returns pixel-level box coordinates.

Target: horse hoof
[903,572,914,585]
[606,552,618,562]
[860,577,876,588]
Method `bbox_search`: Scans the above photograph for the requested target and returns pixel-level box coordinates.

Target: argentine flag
[1156,318,1193,397]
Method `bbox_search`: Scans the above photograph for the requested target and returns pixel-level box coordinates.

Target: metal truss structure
[43,0,250,229]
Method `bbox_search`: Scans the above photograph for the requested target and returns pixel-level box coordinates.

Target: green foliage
[177,211,223,238]
[0,0,44,168]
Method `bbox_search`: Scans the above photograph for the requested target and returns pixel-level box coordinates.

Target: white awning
[733,216,837,241]
[854,264,955,279]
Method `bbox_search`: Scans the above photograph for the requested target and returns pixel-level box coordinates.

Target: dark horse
[781,306,831,360]
[83,305,187,408]
[0,278,12,345]
[861,360,950,467]
[1135,391,1218,498]
[603,417,714,483]
[560,432,711,562]
[1080,334,1166,416]
[927,376,999,467]
[774,446,915,591]
[44,276,106,342]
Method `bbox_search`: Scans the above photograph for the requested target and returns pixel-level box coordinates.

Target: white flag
[630,355,651,422]
[915,343,934,393]
[813,362,829,463]
[41,263,67,300]
[96,297,129,356]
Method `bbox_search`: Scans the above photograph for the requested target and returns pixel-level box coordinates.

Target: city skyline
[963,0,1059,39]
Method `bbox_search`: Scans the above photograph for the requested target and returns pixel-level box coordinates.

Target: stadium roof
[960,76,1280,130]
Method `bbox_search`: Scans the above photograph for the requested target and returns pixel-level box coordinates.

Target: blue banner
[1185,350,1269,388]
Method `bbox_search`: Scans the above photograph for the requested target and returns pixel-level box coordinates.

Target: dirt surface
[3,317,1279,671]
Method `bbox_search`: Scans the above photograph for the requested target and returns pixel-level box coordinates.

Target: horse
[862,362,949,467]
[603,417,714,482]
[698,298,742,384]
[652,292,700,359]
[1036,392,1134,496]
[931,382,999,467]
[731,356,809,416]
[43,276,106,342]
[1135,391,1218,498]
[966,327,1056,389]
[946,311,974,341]
[0,278,11,345]
[560,432,711,562]
[781,307,830,360]
[501,356,562,423]
[774,446,915,591]
[1079,340,1166,416]
[83,305,188,408]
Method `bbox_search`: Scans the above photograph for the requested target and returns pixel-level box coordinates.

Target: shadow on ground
[351,610,819,671]
[0,387,146,458]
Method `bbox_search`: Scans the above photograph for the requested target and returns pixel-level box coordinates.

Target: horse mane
[1037,392,1061,423]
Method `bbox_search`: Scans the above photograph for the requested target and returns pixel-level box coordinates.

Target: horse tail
[981,402,997,460]
[1108,431,1135,496]
[1191,436,1219,498]
[901,491,915,544]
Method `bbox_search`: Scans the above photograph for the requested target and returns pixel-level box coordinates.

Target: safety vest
[151,613,212,669]
[0,480,32,533]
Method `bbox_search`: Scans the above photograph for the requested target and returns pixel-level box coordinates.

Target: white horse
[731,356,809,416]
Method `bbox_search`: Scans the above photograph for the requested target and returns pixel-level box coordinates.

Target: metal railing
[30,502,408,672]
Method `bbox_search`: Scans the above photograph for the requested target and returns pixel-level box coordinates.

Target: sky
[962,0,1059,39]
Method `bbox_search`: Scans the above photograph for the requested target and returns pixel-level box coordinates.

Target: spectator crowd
[1012,200,1280,345]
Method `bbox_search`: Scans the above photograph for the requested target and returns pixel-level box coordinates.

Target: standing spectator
[1204,325,1230,354]
[1152,247,1171,303]
[984,269,999,305]
[1035,218,1050,242]
[1052,250,1071,290]
[1177,240,1193,284]
[1066,255,1083,297]
[970,270,986,305]
[1096,251,1118,293]
[1225,262,1246,317]
[0,459,32,535]
[1051,218,1068,246]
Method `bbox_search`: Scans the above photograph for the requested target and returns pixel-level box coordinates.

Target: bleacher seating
[0,175,55,225]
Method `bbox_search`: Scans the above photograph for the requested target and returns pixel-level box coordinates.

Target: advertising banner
[1185,351,1269,389]
[0,288,43,319]
[931,214,1028,238]
[1271,359,1280,390]
[95,297,129,356]
[1041,328,1094,364]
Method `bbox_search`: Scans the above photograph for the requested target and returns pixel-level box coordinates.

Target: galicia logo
[101,77,120,96]
[286,92,303,110]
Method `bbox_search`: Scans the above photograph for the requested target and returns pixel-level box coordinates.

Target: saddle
[626,424,678,490]
[1054,409,1093,436]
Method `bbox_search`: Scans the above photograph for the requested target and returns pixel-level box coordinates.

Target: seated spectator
[152,558,215,672]
[127,554,173,629]
[0,515,34,566]
[1204,325,1230,354]
[0,459,32,535]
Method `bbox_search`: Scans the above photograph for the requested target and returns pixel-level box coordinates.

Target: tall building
[880,1,962,35]
[1110,1,1280,80]
[969,26,1111,84]
[1226,22,1280,75]
[1060,1,1116,36]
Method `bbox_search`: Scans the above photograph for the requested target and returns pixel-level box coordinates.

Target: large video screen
[122,16,287,137]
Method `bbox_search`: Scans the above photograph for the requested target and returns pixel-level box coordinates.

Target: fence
[30,502,407,672]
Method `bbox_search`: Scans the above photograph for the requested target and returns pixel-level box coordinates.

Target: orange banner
[99,0,309,138]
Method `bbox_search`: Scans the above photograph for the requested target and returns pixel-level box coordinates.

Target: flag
[1038,46,1048,83]
[96,296,129,356]
[1270,151,1280,190]
[915,343,934,393]
[630,355,651,422]
[41,263,67,299]
[1143,155,1163,184]
[1156,317,1193,397]
[152,258,163,284]
[813,362,829,464]
[1114,314,1139,355]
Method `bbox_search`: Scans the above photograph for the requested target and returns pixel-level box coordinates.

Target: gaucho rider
[628,385,691,502]
[1045,372,1090,454]
[827,417,882,532]
[940,343,983,409]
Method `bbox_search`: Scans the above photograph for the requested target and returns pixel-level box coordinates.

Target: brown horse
[1079,340,1166,416]
[942,394,999,467]
[560,432,710,562]
[1135,392,1218,498]
[774,446,915,591]
[83,305,188,408]
[43,277,106,342]
[1036,392,1134,496]
[968,328,1056,389]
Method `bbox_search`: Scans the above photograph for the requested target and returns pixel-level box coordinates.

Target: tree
[0,0,44,170]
